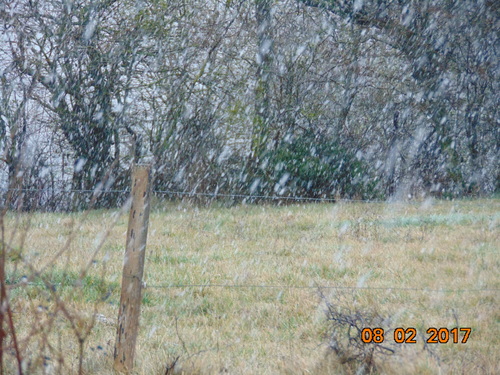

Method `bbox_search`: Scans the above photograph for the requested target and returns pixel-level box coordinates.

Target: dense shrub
[256,131,379,200]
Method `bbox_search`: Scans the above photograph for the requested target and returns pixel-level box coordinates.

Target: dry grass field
[3,198,499,374]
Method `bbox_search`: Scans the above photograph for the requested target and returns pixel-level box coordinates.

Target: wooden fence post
[114,164,151,373]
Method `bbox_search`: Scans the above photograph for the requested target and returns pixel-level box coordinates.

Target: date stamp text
[361,327,471,344]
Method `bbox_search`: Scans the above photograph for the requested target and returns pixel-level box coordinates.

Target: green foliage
[262,131,378,199]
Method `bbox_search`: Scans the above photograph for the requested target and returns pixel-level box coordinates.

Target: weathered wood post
[114,164,151,373]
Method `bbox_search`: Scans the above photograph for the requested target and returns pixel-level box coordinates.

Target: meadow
[4,198,499,374]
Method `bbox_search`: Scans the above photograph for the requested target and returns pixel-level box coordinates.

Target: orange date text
[361,327,471,344]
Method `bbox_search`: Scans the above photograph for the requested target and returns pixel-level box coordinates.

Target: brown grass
[3,198,499,374]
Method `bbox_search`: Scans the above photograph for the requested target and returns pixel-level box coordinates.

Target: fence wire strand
[143,283,499,293]
[12,281,498,294]
[0,187,404,203]
[5,187,498,204]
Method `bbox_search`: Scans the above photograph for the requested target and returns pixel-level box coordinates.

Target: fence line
[0,188,127,194]
[4,187,497,295]
[5,187,497,204]
[0,187,404,203]
[144,284,500,293]
[13,281,499,294]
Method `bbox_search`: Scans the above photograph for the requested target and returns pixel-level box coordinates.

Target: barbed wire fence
[3,186,488,206]
[3,186,498,295]
[9,280,500,294]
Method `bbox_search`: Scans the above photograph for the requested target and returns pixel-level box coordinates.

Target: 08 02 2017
[361,327,471,344]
